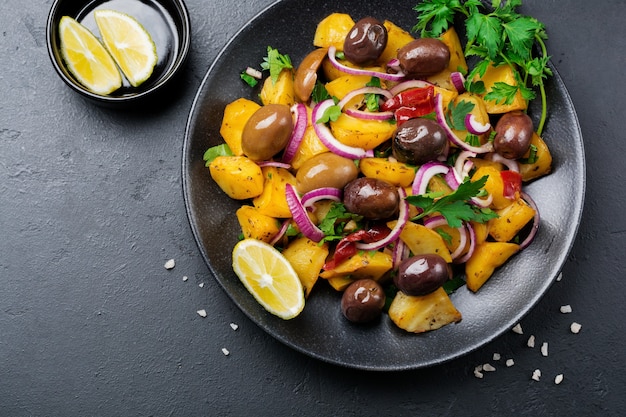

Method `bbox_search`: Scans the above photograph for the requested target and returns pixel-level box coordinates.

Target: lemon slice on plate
[59,16,122,95]
[232,239,305,320]
[94,9,158,87]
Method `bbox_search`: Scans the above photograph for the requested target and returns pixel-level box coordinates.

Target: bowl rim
[46,0,191,104]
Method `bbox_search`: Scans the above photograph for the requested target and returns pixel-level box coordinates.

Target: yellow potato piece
[390,221,452,263]
[388,288,462,333]
[282,237,329,298]
[209,155,264,199]
[236,206,281,243]
[219,98,261,156]
[465,242,519,292]
[313,13,355,50]
[252,166,297,218]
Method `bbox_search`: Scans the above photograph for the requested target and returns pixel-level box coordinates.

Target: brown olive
[343,17,388,65]
[493,111,534,159]
[295,152,359,194]
[343,177,398,220]
[242,104,293,161]
[392,118,448,164]
[397,38,450,78]
[294,47,328,103]
[394,254,451,296]
[341,279,386,323]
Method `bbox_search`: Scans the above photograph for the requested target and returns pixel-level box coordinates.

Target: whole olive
[397,38,450,78]
[343,177,398,220]
[296,152,359,194]
[343,17,388,65]
[493,111,534,159]
[241,104,293,161]
[392,118,448,164]
[341,279,386,323]
[294,47,327,102]
[394,254,451,296]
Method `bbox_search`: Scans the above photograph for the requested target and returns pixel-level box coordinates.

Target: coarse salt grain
[531,369,541,381]
[221,348,230,356]
[196,309,207,318]
[483,363,496,372]
[555,374,564,385]
[527,335,535,348]
[164,259,175,270]
[541,342,548,357]
[473,365,484,379]
[570,322,582,334]
[493,353,501,361]
[182,276,188,282]
[556,272,563,282]
[512,323,523,334]
[199,282,205,288]
[506,359,515,367]
[230,322,239,331]
[560,304,572,314]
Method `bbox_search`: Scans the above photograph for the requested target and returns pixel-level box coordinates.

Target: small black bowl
[46,0,191,108]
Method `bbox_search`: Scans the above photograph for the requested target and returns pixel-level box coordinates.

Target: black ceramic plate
[183,0,585,371]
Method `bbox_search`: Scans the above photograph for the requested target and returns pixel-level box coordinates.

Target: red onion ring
[344,108,394,121]
[434,93,494,154]
[412,161,450,195]
[312,99,374,159]
[285,183,324,242]
[454,222,476,264]
[269,219,291,246]
[392,238,409,270]
[328,46,406,82]
[256,161,292,169]
[301,187,342,208]
[389,79,434,96]
[355,187,409,251]
[424,215,468,261]
[486,152,521,173]
[519,191,540,250]
[465,113,491,135]
[337,86,393,108]
[450,71,466,93]
[281,103,308,164]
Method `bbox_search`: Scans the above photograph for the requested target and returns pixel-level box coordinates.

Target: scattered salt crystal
[512,323,523,334]
[570,322,582,334]
[229,322,239,331]
[555,374,564,385]
[483,363,496,372]
[221,348,230,356]
[493,353,501,361]
[473,365,484,379]
[196,309,207,318]
[531,369,541,381]
[556,272,563,282]
[182,276,188,282]
[506,359,515,367]
[199,282,205,288]
[560,305,572,314]
[527,335,536,348]
[164,259,176,270]
[541,342,548,357]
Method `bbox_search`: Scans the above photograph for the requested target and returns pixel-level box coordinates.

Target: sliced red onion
[281,103,308,164]
[445,168,460,190]
[434,93,494,154]
[470,193,493,208]
[519,191,540,250]
[269,219,291,246]
[328,46,406,82]
[256,161,292,169]
[337,86,393,109]
[387,58,400,71]
[454,222,476,264]
[423,214,469,261]
[486,152,520,173]
[464,113,491,135]
[285,183,324,242]
[392,238,409,270]
[344,108,394,121]
[312,99,374,159]
[355,187,409,251]
[450,71,466,93]
[301,187,342,208]
[411,161,450,196]
[389,79,434,96]
[423,215,448,229]
[454,150,476,181]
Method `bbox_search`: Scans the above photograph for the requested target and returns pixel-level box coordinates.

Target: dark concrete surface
[1,0,624,415]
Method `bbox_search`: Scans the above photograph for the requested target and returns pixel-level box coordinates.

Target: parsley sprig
[413,0,552,135]
[260,46,293,84]
[406,175,498,228]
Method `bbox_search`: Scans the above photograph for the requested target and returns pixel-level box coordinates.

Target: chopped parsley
[318,202,363,241]
[203,144,233,166]
[261,46,293,84]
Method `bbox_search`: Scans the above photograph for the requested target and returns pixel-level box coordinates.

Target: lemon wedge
[59,16,122,95]
[94,9,158,87]
[232,239,305,320]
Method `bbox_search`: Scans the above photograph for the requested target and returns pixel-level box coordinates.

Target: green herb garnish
[203,144,233,166]
[240,71,258,87]
[413,0,552,135]
[261,46,293,85]
[407,175,498,228]
[318,202,363,241]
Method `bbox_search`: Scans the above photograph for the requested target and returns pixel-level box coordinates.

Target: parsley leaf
[260,46,293,85]
[311,81,331,104]
[203,144,233,166]
[240,71,258,87]
[318,202,363,241]
[316,99,342,124]
[447,99,475,130]
[365,77,382,111]
[406,175,498,228]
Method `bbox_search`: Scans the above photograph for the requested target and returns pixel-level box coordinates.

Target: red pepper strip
[380,86,435,111]
[322,225,391,270]
[501,170,523,200]
[395,105,436,126]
